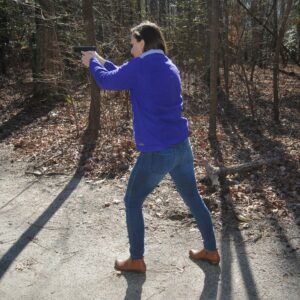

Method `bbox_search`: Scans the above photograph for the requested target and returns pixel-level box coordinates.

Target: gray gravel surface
[0,145,299,300]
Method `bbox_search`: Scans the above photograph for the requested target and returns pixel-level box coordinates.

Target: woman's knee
[124,193,144,210]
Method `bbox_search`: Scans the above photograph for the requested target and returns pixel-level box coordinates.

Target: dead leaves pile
[0,67,299,227]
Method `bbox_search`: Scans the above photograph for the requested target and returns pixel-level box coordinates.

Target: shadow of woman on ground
[122,272,146,300]
[190,259,221,300]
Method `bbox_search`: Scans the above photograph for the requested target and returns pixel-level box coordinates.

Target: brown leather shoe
[189,249,220,265]
[115,257,146,273]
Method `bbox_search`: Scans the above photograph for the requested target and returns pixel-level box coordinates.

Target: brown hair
[131,21,167,54]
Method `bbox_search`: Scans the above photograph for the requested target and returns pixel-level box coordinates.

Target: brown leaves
[1,65,299,225]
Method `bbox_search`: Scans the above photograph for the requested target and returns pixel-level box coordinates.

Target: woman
[81,21,220,273]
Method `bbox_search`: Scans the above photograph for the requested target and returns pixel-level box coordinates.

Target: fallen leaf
[236,214,251,222]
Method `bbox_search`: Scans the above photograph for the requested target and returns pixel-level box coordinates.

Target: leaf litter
[0,66,299,241]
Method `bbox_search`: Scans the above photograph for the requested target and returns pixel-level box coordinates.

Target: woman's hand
[94,52,106,65]
[81,51,105,67]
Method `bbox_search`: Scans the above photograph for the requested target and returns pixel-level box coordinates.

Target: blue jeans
[124,138,217,259]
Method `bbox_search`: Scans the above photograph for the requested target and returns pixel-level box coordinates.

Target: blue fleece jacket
[89,49,189,152]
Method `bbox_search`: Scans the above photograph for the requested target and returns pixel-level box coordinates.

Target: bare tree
[221,0,230,101]
[273,0,293,123]
[0,2,9,75]
[34,0,64,99]
[209,0,219,140]
[298,0,300,61]
[82,0,101,142]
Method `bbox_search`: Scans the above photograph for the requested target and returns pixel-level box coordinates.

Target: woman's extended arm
[81,51,138,90]
[89,58,138,90]
[81,51,119,71]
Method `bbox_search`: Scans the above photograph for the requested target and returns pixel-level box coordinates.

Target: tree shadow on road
[208,135,261,300]
[218,91,300,221]
[0,135,95,280]
[218,92,300,265]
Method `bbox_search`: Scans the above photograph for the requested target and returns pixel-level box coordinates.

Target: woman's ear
[140,39,145,52]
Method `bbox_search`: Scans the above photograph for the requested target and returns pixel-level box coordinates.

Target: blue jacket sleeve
[89,57,138,91]
[104,60,118,71]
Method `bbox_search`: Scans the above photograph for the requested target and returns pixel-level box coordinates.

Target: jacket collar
[140,49,165,58]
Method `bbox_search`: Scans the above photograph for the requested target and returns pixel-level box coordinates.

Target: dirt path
[0,144,299,300]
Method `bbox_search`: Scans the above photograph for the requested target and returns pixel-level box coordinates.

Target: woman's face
[130,35,144,57]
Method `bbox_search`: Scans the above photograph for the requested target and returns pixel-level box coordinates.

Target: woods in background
[1,0,300,143]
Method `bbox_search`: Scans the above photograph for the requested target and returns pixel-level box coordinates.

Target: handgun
[73,46,96,52]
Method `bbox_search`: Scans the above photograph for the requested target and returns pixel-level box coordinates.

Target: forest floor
[0,65,300,299]
[0,140,300,300]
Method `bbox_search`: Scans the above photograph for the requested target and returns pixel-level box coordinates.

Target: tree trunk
[34,0,64,99]
[249,0,260,82]
[203,0,211,86]
[140,0,146,20]
[159,0,167,25]
[135,0,142,21]
[237,0,300,67]
[297,1,300,63]
[273,0,293,123]
[240,61,255,119]
[273,0,279,123]
[208,0,219,140]
[82,0,101,143]
[222,0,230,101]
[0,0,9,75]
